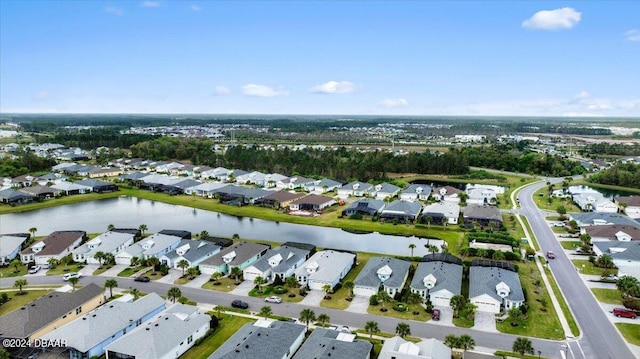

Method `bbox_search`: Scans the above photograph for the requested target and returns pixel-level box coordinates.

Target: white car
[63,272,82,281]
[264,296,282,304]
[28,265,41,274]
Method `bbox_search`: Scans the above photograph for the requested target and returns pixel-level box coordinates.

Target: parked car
[432,308,441,321]
[63,272,82,281]
[613,308,637,319]
[134,276,151,282]
[264,296,282,304]
[231,299,249,309]
[340,325,350,333]
[546,251,555,259]
[28,265,41,274]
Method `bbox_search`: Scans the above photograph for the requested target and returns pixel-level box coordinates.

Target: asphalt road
[518,180,636,359]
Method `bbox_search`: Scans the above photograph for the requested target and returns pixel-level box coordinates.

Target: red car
[546,251,555,259]
[613,308,637,319]
[432,309,441,321]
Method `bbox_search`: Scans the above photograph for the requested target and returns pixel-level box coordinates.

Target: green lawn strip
[0,190,124,214]
[139,269,168,281]
[117,266,147,277]
[615,323,640,346]
[0,289,51,316]
[560,241,581,250]
[181,314,254,359]
[494,350,543,359]
[320,252,374,310]
[201,277,238,292]
[93,265,115,276]
[590,288,623,305]
[552,227,568,234]
[543,266,580,337]
[46,264,85,276]
[353,329,421,343]
[174,275,198,285]
[571,259,617,276]
[0,265,28,277]
[452,316,473,328]
[519,215,539,251]
[366,303,431,322]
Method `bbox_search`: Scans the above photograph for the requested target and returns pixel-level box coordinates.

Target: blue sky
[1,1,638,116]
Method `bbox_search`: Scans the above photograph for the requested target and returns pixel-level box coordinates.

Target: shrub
[369,294,379,306]
[274,286,288,294]
[504,252,521,261]
[393,302,409,312]
[349,213,363,220]
[623,298,640,311]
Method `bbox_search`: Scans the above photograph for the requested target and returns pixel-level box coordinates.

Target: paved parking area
[229,280,255,295]
[299,290,325,307]
[184,273,212,288]
[345,295,369,313]
[472,310,497,332]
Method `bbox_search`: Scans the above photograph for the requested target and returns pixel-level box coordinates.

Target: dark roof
[594,241,640,261]
[293,327,372,359]
[584,225,640,240]
[569,213,640,228]
[420,253,462,264]
[21,231,85,256]
[354,257,411,289]
[18,185,56,196]
[157,230,191,239]
[74,179,113,188]
[0,189,34,201]
[208,321,305,359]
[204,236,234,248]
[471,260,516,272]
[462,204,502,222]
[469,266,524,303]
[282,242,317,253]
[261,191,307,203]
[289,194,335,206]
[0,283,104,339]
[111,228,142,237]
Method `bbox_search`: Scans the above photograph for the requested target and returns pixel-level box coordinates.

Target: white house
[276,176,315,190]
[573,192,618,213]
[294,250,355,291]
[378,336,451,359]
[411,261,463,307]
[617,196,640,219]
[20,231,85,265]
[353,257,410,297]
[304,178,342,194]
[366,183,401,200]
[243,245,310,282]
[421,202,460,225]
[469,266,524,313]
[432,186,461,203]
[199,241,270,275]
[114,233,182,265]
[0,234,29,266]
[400,184,432,202]
[337,181,374,199]
[159,239,221,269]
[72,231,135,264]
[593,241,640,280]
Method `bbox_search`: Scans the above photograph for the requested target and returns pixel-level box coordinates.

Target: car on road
[546,251,555,259]
[63,272,82,281]
[134,276,151,282]
[231,299,249,309]
[613,308,637,319]
[432,308,441,321]
[264,296,282,303]
[28,265,41,274]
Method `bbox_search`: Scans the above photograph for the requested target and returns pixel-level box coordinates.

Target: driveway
[345,295,369,314]
[98,264,128,277]
[229,280,255,296]
[432,306,454,326]
[299,289,325,307]
[183,273,211,289]
[156,269,183,284]
[472,311,497,332]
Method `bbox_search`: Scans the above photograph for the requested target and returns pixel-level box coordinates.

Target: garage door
[473,300,499,313]
[354,286,377,298]
[431,295,450,307]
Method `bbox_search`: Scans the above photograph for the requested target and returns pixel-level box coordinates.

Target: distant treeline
[33,127,158,150]
[580,143,640,157]
[589,163,640,189]
[0,149,56,177]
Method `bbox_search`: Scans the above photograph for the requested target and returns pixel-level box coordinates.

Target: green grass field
[615,323,640,346]
[571,259,618,276]
[180,314,254,359]
[0,264,27,277]
[0,289,51,316]
[591,288,623,305]
[201,277,239,292]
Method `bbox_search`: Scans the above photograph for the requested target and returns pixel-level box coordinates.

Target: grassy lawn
[46,264,85,276]
[615,323,640,346]
[560,241,581,250]
[93,264,115,275]
[181,314,254,359]
[502,213,525,240]
[139,269,168,281]
[0,264,28,277]
[174,274,199,285]
[201,277,238,292]
[571,259,618,276]
[519,215,539,251]
[532,187,581,213]
[452,316,474,328]
[0,289,51,315]
[552,226,568,234]
[367,303,432,322]
[543,265,580,337]
[591,288,623,305]
[118,265,147,277]
[320,252,375,310]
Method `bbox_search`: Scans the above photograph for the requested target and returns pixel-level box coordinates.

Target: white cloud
[32,91,53,101]
[309,81,358,94]
[241,84,288,98]
[574,91,590,99]
[522,7,581,30]
[625,29,640,41]
[104,6,123,16]
[214,86,230,95]
[379,98,409,108]
[141,1,160,8]
[190,5,201,11]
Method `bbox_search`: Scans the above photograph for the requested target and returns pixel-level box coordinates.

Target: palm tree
[617,276,640,297]
[213,305,224,319]
[130,256,139,267]
[364,321,379,339]
[104,279,118,298]
[322,284,333,298]
[408,243,416,257]
[444,334,459,349]
[147,257,160,270]
[286,275,299,290]
[377,290,391,311]
[300,308,316,331]
[317,313,330,327]
[425,216,433,228]
[103,253,115,266]
[254,276,267,293]
[186,267,198,279]
[94,251,106,267]
[509,307,523,325]
[107,224,115,231]
[10,259,22,273]
[512,337,535,359]
[230,267,243,284]
[28,227,37,238]
[441,217,448,227]
[199,230,209,239]
[232,233,240,240]
[259,306,273,319]
[406,292,422,314]
[47,257,58,269]
[168,287,181,303]
[458,191,468,204]
[458,334,475,359]
[13,279,28,294]
[68,276,79,291]
[130,288,141,300]
[395,322,411,338]
[344,280,354,298]
[450,294,467,318]
[177,259,190,277]
[211,272,223,284]
[138,224,148,237]
[428,244,439,254]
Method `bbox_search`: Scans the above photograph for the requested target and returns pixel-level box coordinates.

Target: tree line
[589,163,640,189]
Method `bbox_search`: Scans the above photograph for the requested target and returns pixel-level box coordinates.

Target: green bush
[274,286,288,294]
[369,294,379,306]
[393,302,409,312]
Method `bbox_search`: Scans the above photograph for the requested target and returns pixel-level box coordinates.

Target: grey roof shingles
[411,261,463,294]
[570,213,640,228]
[594,241,640,261]
[469,266,524,303]
[21,230,85,256]
[201,241,269,267]
[293,327,372,359]
[382,200,422,216]
[354,257,411,290]
[249,246,310,273]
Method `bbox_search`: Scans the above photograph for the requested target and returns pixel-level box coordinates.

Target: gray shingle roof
[343,199,385,213]
[169,240,221,263]
[593,241,640,261]
[294,250,356,283]
[249,246,310,273]
[382,200,422,216]
[569,213,640,228]
[208,320,306,359]
[0,234,28,258]
[72,231,134,258]
[402,184,432,196]
[462,204,502,222]
[0,283,104,339]
[354,257,411,290]
[411,261,462,294]
[39,293,166,353]
[201,241,269,267]
[293,327,372,359]
[74,179,112,188]
[469,266,524,303]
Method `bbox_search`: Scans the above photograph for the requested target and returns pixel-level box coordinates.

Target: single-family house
[20,230,86,265]
[0,283,105,342]
[466,187,498,205]
[421,202,460,225]
[289,194,336,211]
[51,181,92,195]
[378,336,451,359]
[208,319,306,359]
[573,192,618,213]
[569,213,640,228]
[184,182,226,197]
[341,198,385,217]
[35,173,68,186]
[114,233,182,265]
[214,185,273,205]
[39,293,166,359]
[88,167,124,178]
[353,257,411,297]
[18,185,59,199]
[593,241,640,280]
[74,179,119,193]
[199,241,269,275]
[255,191,307,209]
[337,181,374,199]
[243,245,310,282]
[154,161,184,174]
[469,265,524,313]
[0,233,29,266]
[294,250,355,291]
[304,178,342,194]
[0,188,34,204]
[400,184,432,202]
[73,231,136,264]
[159,239,221,269]
[264,173,289,188]
[293,327,372,359]
[617,196,640,219]
[201,167,232,181]
[62,164,95,177]
[276,176,315,190]
[380,200,422,222]
[461,204,503,229]
[11,174,38,187]
[236,171,268,185]
[411,261,462,307]
[432,185,461,203]
[104,304,210,359]
[366,183,401,200]
[582,225,640,242]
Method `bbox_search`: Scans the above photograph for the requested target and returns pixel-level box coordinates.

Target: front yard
[201,276,239,292]
[320,252,375,310]
[591,288,623,305]
[571,259,618,276]
[615,323,640,346]
[0,289,51,315]
[0,264,27,277]
[180,314,254,359]
[46,263,85,276]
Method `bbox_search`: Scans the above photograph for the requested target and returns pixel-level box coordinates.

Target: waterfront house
[243,245,311,282]
[304,178,342,194]
[461,204,503,229]
[0,233,29,266]
[293,327,372,359]
[159,239,221,269]
[254,191,307,209]
[366,182,401,200]
[199,241,269,275]
[432,185,461,203]
[288,194,336,211]
[421,201,460,225]
[411,260,462,307]
[72,231,136,264]
[337,181,374,199]
[400,184,432,202]
[617,196,640,219]
[380,200,422,222]
[294,250,355,291]
[353,257,410,297]
[341,198,385,217]
[20,230,85,265]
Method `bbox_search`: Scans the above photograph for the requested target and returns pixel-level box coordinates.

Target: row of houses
[0,178,118,204]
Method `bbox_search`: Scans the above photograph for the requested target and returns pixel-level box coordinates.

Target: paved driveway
[156,269,183,284]
[345,295,369,314]
[472,311,497,332]
[229,280,255,295]
[98,264,128,277]
[432,306,454,326]
[184,273,212,289]
[299,289,325,307]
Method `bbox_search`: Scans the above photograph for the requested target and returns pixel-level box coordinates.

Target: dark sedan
[134,276,151,282]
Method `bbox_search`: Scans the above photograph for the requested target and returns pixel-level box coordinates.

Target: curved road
[518,180,636,359]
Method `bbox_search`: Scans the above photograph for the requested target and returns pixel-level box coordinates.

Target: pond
[0,197,439,256]
[568,185,636,199]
